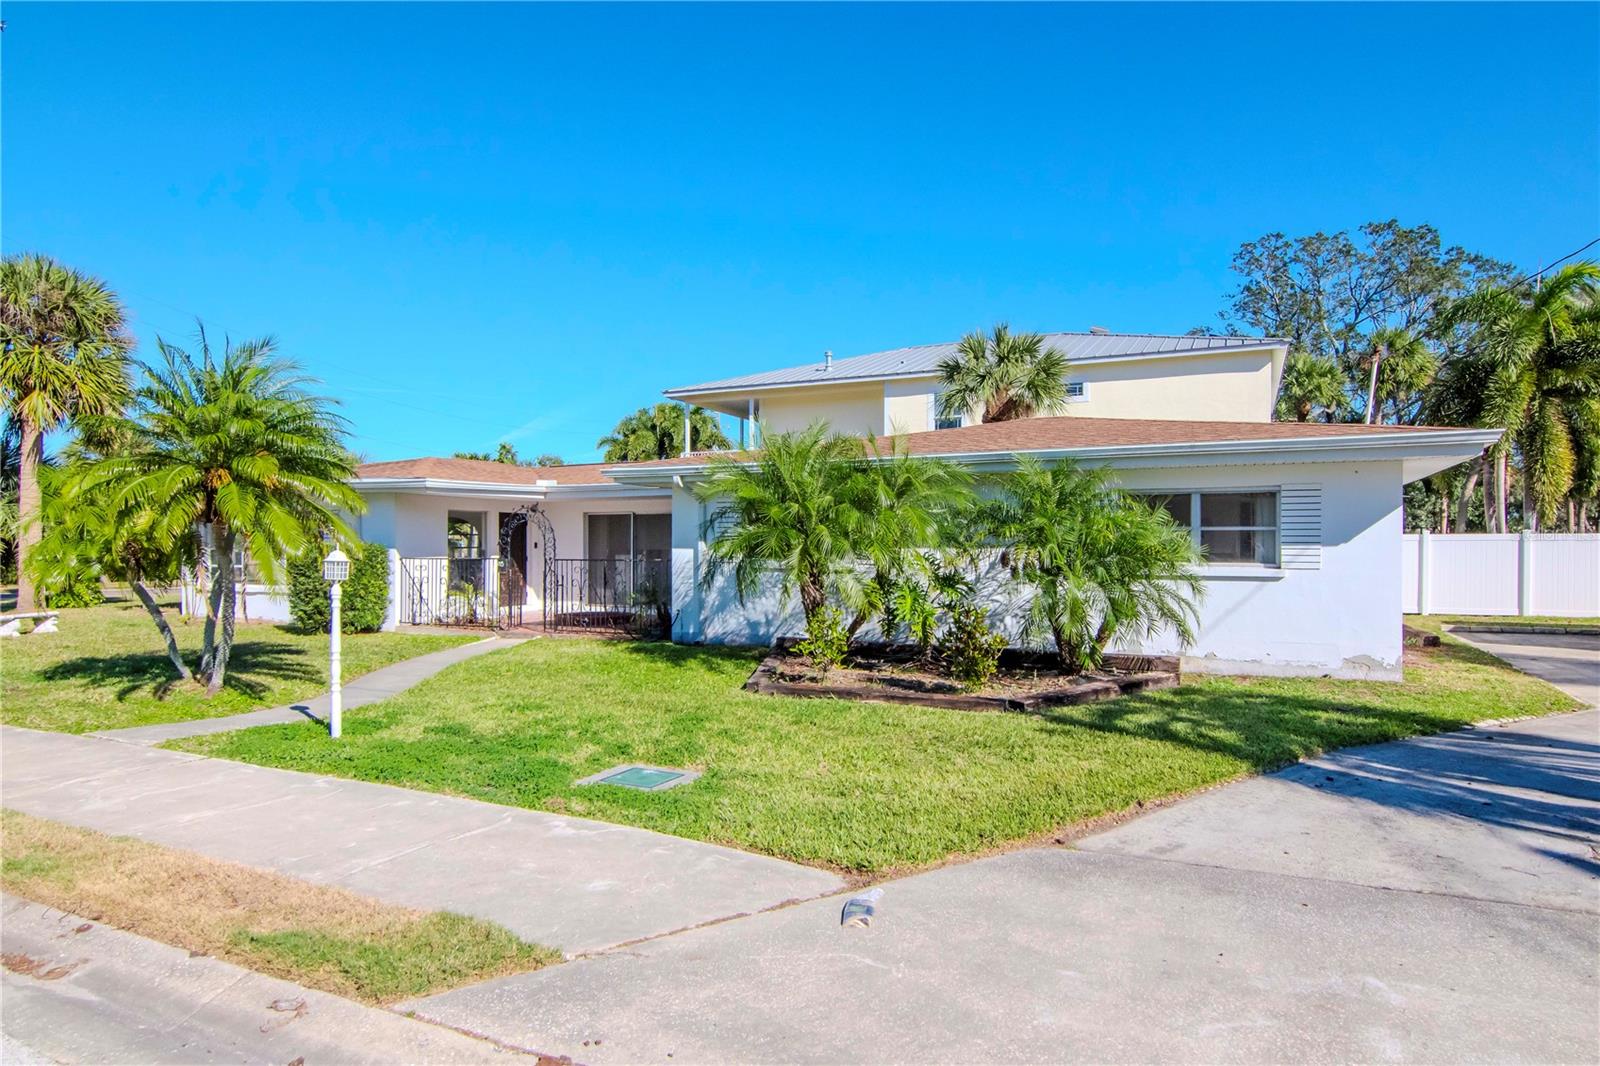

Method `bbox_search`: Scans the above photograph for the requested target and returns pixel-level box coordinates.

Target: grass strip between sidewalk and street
[0,809,560,1004]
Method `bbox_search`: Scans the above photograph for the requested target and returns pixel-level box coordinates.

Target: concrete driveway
[1449,629,1600,708]
[408,704,1599,1062]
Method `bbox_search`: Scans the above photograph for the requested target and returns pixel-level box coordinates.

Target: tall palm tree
[980,457,1203,673]
[0,254,132,611]
[694,423,861,631]
[1442,263,1600,528]
[89,330,363,693]
[936,324,1070,424]
[1423,353,1499,530]
[599,403,731,462]
[1275,351,1346,422]
[1357,328,1438,425]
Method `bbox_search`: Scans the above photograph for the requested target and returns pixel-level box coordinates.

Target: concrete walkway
[0,726,844,955]
[0,895,522,1063]
[405,702,1598,1063]
[90,634,522,745]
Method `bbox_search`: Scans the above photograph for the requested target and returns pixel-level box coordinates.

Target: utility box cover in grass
[576,765,700,792]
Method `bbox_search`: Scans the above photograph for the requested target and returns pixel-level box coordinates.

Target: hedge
[287,542,390,633]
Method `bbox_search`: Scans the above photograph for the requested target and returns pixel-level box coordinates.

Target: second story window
[1066,381,1089,402]
[931,392,966,431]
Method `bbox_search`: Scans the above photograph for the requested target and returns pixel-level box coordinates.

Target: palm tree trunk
[15,417,43,613]
[199,523,220,673]
[1459,456,1483,533]
[130,579,192,682]
[205,527,237,695]
[1494,452,1509,533]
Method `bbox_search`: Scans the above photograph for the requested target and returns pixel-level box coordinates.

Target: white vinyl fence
[1402,532,1600,617]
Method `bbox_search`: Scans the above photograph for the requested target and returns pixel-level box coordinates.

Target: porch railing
[399,555,502,627]
[545,556,671,636]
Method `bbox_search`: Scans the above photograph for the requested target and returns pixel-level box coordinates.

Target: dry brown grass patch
[0,809,558,1002]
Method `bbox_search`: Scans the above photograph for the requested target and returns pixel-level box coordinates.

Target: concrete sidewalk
[0,726,844,955]
[406,708,1599,1063]
[89,634,522,745]
[0,895,524,1063]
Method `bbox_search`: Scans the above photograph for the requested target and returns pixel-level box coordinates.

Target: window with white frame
[930,392,965,431]
[1065,381,1089,402]
[1137,490,1280,566]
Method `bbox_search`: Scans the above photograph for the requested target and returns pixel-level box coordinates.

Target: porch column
[682,404,691,457]
[747,397,757,448]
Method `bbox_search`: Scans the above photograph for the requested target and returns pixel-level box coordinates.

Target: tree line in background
[1217,220,1599,533]
[1,253,362,695]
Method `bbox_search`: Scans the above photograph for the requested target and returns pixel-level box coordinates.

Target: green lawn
[1,601,477,733]
[1413,614,1599,630]
[170,629,1579,873]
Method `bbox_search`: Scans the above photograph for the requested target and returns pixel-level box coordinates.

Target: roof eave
[603,428,1503,488]
[351,477,668,500]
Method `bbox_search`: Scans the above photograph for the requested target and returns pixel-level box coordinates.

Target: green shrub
[287,543,390,634]
[937,604,1007,691]
[44,575,106,609]
[793,605,849,674]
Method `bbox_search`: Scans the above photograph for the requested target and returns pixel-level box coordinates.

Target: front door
[498,512,529,606]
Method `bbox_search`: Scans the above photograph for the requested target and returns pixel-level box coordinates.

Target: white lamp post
[322,548,351,739]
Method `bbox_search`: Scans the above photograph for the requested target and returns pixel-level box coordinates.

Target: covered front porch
[350,473,673,635]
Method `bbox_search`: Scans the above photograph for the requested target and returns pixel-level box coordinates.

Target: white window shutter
[1279,484,1321,569]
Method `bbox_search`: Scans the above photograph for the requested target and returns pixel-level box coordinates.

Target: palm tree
[936,324,1070,424]
[29,459,194,679]
[1275,351,1346,422]
[1423,353,1499,530]
[694,423,861,631]
[88,330,363,693]
[0,254,132,611]
[980,457,1203,673]
[1442,263,1600,528]
[1354,328,1437,425]
[839,437,971,639]
[599,403,731,462]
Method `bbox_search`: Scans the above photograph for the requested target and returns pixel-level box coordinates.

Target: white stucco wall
[671,459,1405,680]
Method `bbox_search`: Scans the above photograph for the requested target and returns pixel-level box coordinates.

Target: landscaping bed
[747,644,1180,711]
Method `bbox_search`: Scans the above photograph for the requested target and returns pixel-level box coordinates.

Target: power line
[1504,235,1600,291]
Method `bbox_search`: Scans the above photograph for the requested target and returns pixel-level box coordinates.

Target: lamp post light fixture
[322,548,351,739]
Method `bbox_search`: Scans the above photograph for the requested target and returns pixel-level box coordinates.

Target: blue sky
[5,2,1597,463]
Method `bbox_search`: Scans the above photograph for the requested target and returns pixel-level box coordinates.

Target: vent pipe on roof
[824,350,833,370]
[1089,325,1110,335]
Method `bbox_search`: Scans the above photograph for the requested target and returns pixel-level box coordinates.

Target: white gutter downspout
[681,403,691,458]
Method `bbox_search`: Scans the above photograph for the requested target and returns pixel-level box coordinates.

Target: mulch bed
[745,643,1180,712]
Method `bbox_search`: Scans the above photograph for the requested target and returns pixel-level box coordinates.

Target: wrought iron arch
[497,502,556,629]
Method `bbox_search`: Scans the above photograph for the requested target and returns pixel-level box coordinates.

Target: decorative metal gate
[544,557,671,637]
[399,556,502,627]
[497,503,556,629]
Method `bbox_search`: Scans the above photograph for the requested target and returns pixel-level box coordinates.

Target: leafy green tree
[0,254,133,611]
[450,443,561,466]
[695,423,861,631]
[530,453,565,467]
[1422,353,1500,530]
[936,324,1069,424]
[87,330,363,693]
[600,403,730,462]
[980,457,1203,673]
[1441,263,1600,528]
[1275,352,1346,422]
[1222,221,1513,362]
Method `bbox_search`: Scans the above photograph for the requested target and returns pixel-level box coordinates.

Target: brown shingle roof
[354,457,620,485]
[618,415,1482,469]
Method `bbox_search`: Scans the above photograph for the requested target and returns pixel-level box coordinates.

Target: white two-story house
[345,330,1496,679]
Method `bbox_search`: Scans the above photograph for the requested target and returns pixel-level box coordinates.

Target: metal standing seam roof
[663,332,1288,397]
